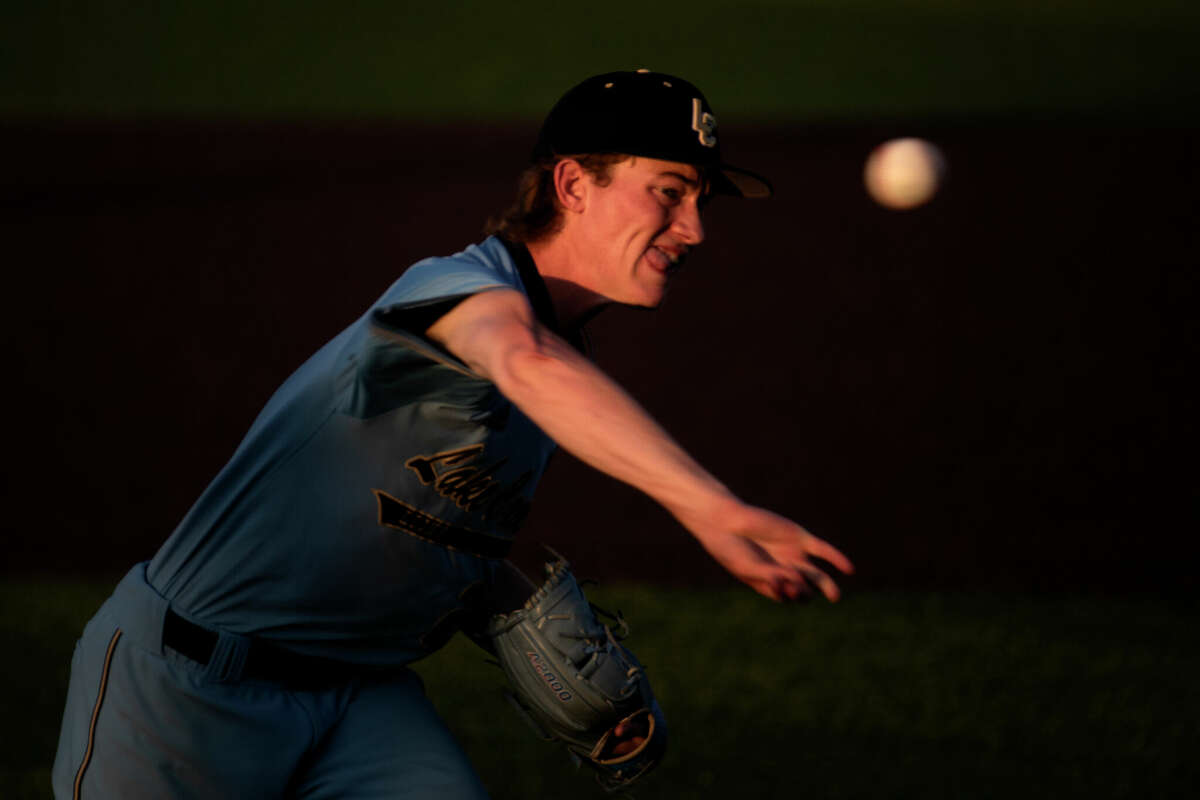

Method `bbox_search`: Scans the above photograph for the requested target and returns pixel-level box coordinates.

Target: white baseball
[864,137,945,210]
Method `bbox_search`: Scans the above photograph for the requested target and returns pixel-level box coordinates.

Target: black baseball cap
[532,69,773,199]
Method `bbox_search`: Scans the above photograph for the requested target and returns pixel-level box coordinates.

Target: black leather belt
[162,609,373,689]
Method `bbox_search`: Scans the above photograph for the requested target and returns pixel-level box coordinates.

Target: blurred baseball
[864,138,945,210]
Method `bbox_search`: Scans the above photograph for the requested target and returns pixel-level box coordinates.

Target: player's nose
[672,200,705,246]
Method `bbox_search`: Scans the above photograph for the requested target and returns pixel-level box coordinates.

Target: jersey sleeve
[372,248,518,336]
[345,241,524,416]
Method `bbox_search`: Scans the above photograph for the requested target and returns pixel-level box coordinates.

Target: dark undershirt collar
[499,237,588,354]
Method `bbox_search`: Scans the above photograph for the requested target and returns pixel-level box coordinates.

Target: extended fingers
[794,562,840,602]
[755,567,818,603]
[763,559,841,602]
[802,534,855,576]
[722,514,854,602]
[768,540,850,601]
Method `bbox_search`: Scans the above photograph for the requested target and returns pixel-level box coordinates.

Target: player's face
[577,156,706,308]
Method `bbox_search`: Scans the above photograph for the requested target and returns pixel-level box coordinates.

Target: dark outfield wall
[2,121,1194,591]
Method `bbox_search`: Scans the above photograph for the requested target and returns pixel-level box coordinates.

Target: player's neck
[526,238,613,330]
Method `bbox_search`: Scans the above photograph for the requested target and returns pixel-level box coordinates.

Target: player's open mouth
[645,245,685,274]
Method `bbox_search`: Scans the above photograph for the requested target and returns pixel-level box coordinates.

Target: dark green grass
[0,577,122,797]
[4,578,1195,798]
[4,0,1198,121]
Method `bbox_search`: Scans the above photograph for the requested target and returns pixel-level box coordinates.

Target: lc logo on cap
[532,69,772,198]
[691,98,717,148]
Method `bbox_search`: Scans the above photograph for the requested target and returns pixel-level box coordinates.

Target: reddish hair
[485,153,629,243]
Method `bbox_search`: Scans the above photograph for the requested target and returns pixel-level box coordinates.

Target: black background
[3,119,1195,593]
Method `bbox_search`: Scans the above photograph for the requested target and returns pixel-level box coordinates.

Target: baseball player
[53,70,853,798]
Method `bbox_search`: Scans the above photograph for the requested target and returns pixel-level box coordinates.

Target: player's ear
[553,158,588,214]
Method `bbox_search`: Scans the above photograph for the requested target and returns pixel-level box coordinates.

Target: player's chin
[615,283,668,310]
[633,287,669,309]
[630,271,672,308]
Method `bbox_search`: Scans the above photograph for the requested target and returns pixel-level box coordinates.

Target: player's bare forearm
[506,343,731,515]
[428,289,854,601]
[429,290,730,517]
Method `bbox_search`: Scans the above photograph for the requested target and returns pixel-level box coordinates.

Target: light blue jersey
[147,236,560,666]
[56,237,567,798]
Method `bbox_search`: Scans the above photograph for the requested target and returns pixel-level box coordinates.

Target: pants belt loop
[205,629,252,684]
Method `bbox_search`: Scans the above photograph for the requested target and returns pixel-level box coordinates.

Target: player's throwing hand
[683,499,855,602]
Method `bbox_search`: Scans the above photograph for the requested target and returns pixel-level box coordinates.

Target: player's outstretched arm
[427,288,854,602]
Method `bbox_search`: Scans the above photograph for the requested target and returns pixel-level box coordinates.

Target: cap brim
[710,165,773,199]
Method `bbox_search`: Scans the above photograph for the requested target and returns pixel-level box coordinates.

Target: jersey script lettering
[404,445,532,530]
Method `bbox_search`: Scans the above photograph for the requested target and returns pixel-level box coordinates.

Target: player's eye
[657,186,682,203]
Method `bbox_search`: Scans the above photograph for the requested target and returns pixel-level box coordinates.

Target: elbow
[487,342,559,402]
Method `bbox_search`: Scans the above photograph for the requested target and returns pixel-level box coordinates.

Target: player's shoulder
[380,236,521,309]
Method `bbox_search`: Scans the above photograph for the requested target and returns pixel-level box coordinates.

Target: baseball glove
[485,558,667,793]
